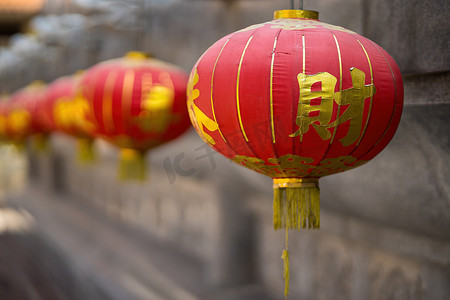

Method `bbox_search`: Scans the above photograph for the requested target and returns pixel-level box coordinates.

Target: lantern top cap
[125,51,149,60]
[29,80,46,87]
[274,10,319,20]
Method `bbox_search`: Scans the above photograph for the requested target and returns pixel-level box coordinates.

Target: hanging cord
[281,193,290,298]
[291,0,304,9]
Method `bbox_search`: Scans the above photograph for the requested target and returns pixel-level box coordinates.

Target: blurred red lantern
[188,9,403,295]
[6,81,48,148]
[0,96,9,142]
[79,52,191,180]
[0,99,30,145]
[42,73,97,162]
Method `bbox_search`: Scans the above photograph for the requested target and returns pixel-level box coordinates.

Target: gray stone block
[251,204,450,300]
[404,72,450,105]
[363,0,450,74]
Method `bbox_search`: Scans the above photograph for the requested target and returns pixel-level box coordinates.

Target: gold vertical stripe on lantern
[211,39,230,143]
[355,40,374,146]
[121,70,135,126]
[329,35,343,145]
[236,36,253,142]
[102,71,118,133]
[270,36,278,143]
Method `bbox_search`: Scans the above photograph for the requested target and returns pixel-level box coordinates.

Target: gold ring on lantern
[273,178,319,189]
[274,10,319,20]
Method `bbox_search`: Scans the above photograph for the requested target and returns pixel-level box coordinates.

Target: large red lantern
[188,9,403,295]
[79,52,191,180]
[41,73,97,162]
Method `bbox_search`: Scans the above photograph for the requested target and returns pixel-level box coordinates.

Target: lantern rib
[269,35,279,144]
[102,70,119,134]
[85,72,102,131]
[159,72,175,139]
[210,38,230,143]
[355,39,374,147]
[328,34,343,145]
[236,35,254,142]
[141,72,153,100]
[302,34,306,74]
[315,33,343,167]
[297,33,306,155]
[268,28,286,177]
[122,70,135,132]
[355,40,398,161]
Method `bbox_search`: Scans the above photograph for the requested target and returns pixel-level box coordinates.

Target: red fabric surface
[7,82,48,139]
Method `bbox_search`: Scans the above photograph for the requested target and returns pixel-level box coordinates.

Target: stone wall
[1,0,449,299]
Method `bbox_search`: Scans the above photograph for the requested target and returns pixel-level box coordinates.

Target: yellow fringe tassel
[273,186,320,230]
[11,141,25,153]
[118,148,147,181]
[76,138,96,164]
[32,134,49,153]
[273,178,320,298]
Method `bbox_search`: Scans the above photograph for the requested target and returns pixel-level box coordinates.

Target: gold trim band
[273,178,319,189]
[274,10,319,20]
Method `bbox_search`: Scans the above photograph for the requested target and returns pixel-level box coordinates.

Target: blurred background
[0,0,449,299]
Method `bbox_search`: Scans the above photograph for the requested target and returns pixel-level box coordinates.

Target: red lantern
[42,73,97,162]
[7,81,48,148]
[79,52,191,180]
[187,9,403,296]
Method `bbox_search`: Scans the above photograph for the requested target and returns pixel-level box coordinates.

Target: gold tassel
[76,138,96,164]
[11,141,25,153]
[273,178,320,298]
[118,148,147,181]
[273,178,320,230]
[32,134,49,153]
[282,249,289,298]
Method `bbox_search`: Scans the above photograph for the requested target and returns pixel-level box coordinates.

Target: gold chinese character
[187,68,219,145]
[290,72,337,141]
[290,68,375,147]
[137,72,175,133]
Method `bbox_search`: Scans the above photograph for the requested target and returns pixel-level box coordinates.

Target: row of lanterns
[0,9,404,298]
[0,52,191,180]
